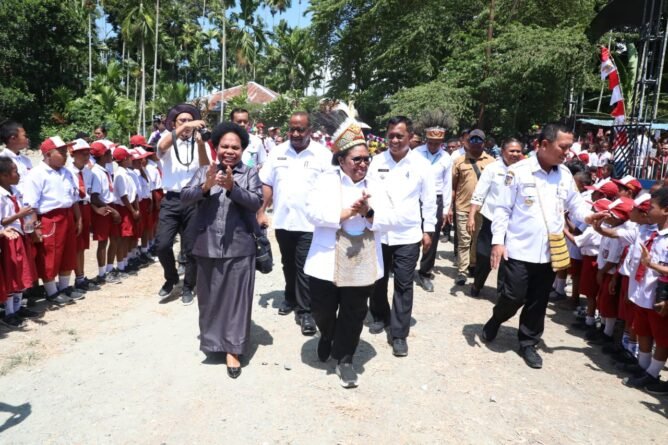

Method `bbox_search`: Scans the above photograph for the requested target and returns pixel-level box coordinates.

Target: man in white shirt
[155,103,211,305]
[230,108,268,168]
[414,127,452,292]
[258,112,332,335]
[0,120,32,191]
[482,123,604,369]
[366,116,436,357]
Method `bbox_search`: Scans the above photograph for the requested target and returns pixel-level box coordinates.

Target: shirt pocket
[519,185,537,208]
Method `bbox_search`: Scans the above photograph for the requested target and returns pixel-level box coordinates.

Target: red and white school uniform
[621,225,668,347]
[112,166,137,238]
[90,163,116,241]
[595,227,626,318]
[615,223,639,323]
[145,160,163,228]
[127,167,146,237]
[134,168,153,233]
[22,161,78,281]
[0,149,32,192]
[575,225,602,299]
[67,164,93,251]
[0,186,37,293]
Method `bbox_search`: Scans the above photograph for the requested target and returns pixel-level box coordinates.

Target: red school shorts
[34,207,77,281]
[596,273,618,318]
[633,306,668,348]
[579,255,600,299]
[151,189,164,227]
[617,275,636,322]
[139,198,152,233]
[111,205,136,238]
[76,202,92,251]
[1,234,38,294]
[91,207,113,242]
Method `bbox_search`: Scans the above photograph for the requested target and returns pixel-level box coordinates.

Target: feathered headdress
[314,99,369,153]
[416,109,454,140]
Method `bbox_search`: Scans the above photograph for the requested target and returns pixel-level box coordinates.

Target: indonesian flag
[600,46,625,123]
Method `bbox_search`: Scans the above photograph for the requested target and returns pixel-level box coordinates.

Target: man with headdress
[155,103,211,305]
[414,124,452,292]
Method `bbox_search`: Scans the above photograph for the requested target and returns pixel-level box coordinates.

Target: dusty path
[0,236,666,444]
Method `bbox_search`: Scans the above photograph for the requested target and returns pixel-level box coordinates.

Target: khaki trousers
[455,211,482,274]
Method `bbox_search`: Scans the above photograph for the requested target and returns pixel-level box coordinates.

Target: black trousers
[275,229,313,314]
[310,277,373,363]
[473,215,493,290]
[491,258,556,347]
[369,242,420,339]
[419,195,444,276]
[155,192,197,289]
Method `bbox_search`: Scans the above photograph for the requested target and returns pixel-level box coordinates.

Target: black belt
[165,191,181,199]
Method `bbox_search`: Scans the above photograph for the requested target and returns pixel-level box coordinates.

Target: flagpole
[652,14,668,121]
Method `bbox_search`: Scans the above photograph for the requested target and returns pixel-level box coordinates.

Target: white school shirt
[597,151,612,167]
[470,159,509,220]
[491,156,592,264]
[0,185,23,233]
[304,169,385,282]
[587,152,599,168]
[617,222,640,277]
[130,168,151,200]
[0,149,32,190]
[157,133,211,192]
[145,162,163,191]
[366,149,437,246]
[575,226,602,257]
[241,133,268,168]
[90,163,115,205]
[113,167,138,205]
[259,140,333,232]
[619,226,668,309]
[22,161,78,214]
[414,144,453,212]
[66,164,93,203]
[596,226,627,274]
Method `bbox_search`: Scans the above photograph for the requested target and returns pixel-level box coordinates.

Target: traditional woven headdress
[314,99,368,153]
[416,109,454,141]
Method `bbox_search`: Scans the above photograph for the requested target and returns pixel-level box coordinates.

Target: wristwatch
[365,208,375,218]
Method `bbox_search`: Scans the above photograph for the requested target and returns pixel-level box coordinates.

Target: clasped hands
[203,162,235,192]
[340,191,371,221]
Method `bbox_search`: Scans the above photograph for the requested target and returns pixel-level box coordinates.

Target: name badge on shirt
[504,171,515,186]
[277,157,288,160]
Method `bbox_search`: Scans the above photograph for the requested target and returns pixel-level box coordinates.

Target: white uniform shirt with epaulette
[66,164,94,204]
[259,140,332,232]
[470,159,510,220]
[414,144,453,212]
[366,149,437,246]
[491,156,592,264]
[113,166,138,206]
[22,161,78,214]
[90,163,115,205]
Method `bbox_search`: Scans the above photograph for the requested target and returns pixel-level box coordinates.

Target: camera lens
[199,128,212,142]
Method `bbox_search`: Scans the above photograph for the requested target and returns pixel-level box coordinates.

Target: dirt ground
[0,225,666,444]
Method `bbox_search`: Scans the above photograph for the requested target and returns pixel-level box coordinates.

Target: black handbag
[240,209,273,274]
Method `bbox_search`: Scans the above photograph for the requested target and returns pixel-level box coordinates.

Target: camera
[199,128,212,142]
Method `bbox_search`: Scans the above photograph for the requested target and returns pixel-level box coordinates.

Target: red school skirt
[111,205,136,238]
[633,306,668,348]
[617,275,636,323]
[1,233,37,294]
[139,198,152,233]
[596,273,618,318]
[33,207,77,281]
[579,255,600,299]
[76,202,92,251]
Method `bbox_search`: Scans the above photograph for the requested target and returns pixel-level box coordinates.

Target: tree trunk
[88,11,92,89]
[152,0,160,117]
[477,0,495,127]
[140,36,147,135]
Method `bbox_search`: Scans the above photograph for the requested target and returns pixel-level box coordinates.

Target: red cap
[40,136,74,154]
[585,178,619,199]
[131,147,152,160]
[592,198,612,212]
[90,140,113,157]
[129,134,152,148]
[607,197,634,221]
[113,146,131,162]
[578,152,589,164]
[633,194,652,213]
[612,175,642,193]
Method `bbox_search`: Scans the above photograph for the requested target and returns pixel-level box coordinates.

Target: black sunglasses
[350,156,372,165]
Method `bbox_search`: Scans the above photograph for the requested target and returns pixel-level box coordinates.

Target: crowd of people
[0,106,666,392]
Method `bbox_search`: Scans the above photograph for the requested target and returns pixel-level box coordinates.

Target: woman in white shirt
[303,114,392,388]
[466,138,523,296]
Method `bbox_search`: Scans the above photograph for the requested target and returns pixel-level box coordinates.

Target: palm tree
[151,0,160,117]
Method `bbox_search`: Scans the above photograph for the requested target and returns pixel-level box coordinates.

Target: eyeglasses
[351,156,372,165]
[469,137,484,144]
[288,127,309,134]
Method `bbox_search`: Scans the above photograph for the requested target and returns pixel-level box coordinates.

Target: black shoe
[587,331,614,345]
[62,287,85,301]
[623,372,659,389]
[46,292,72,306]
[455,274,467,286]
[317,336,332,362]
[414,272,434,292]
[612,349,638,365]
[520,345,543,369]
[105,271,122,284]
[470,285,481,297]
[16,307,42,319]
[481,317,500,342]
[278,300,297,316]
[1,314,26,329]
[115,269,130,280]
[368,320,387,335]
[123,265,138,275]
[300,313,317,336]
[391,338,408,357]
[227,366,242,379]
[158,281,175,302]
[76,277,101,292]
[91,275,107,286]
[336,362,358,388]
[181,287,195,306]
[616,361,645,375]
[646,379,668,396]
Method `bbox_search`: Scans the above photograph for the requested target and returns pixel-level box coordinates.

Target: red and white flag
[601,46,627,150]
